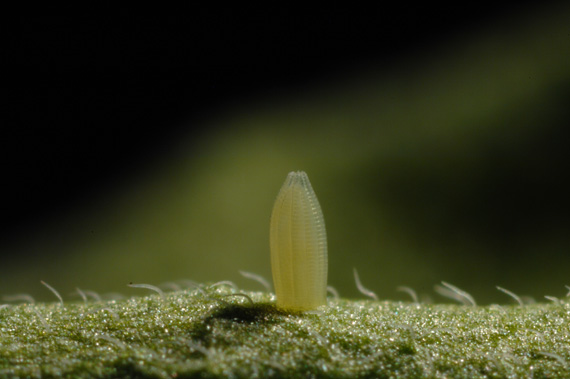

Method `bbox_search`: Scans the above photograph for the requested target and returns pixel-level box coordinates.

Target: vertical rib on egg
[270,171,327,311]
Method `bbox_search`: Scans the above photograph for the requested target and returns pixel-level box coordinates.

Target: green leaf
[1,285,569,378]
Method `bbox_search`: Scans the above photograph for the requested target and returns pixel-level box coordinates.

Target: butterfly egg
[270,171,328,311]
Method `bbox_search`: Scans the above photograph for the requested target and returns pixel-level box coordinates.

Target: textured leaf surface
[1,285,569,378]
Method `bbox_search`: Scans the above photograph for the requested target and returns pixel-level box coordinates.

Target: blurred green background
[2,5,569,304]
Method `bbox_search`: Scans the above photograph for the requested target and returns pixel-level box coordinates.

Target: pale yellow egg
[270,171,328,311]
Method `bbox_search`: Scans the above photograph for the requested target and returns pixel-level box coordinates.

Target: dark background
[2,4,569,303]
[3,5,544,241]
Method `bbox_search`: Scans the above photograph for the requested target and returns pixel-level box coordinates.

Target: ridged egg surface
[270,171,327,311]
